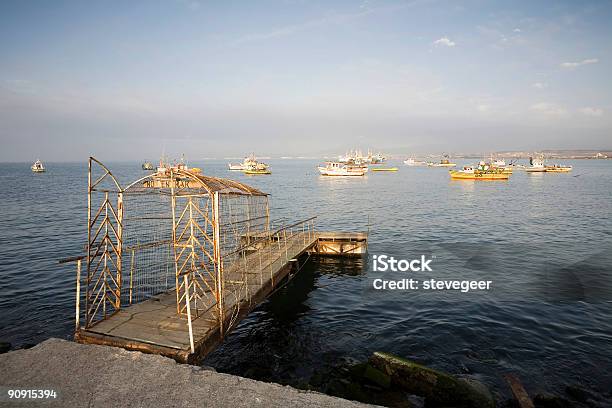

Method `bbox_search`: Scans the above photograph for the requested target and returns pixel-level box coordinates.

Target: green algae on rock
[369,351,495,408]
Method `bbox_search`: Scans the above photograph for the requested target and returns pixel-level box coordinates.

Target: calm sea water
[1,159,611,404]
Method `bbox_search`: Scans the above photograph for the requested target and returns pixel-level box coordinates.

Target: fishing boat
[31,160,45,173]
[545,164,572,173]
[155,156,201,176]
[228,154,258,171]
[449,164,509,180]
[404,158,427,166]
[338,149,386,164]
[489,158,513,174]
[526,156,546,173]
[142,161,154,170]
[244,162,271,175]
[428,155,456,167]
[318,162,366,176]
[371,167,398,172]
[368,151,386,164]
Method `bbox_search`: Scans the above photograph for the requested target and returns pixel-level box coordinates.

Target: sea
[0,159,611,406]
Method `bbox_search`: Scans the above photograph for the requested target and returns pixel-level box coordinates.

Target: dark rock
[0,342,10,354]
[565,384,591,403]
[362,364,391,389]
[369,351,495,408]
[533,393,572,408]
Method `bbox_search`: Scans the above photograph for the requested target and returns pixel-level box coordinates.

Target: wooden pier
[62,158,367,364]
[74,231,366,363]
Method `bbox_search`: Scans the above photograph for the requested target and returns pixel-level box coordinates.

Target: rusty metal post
[129,248,135,304]
[103,191,108,319]
[212,191,224,336]
[75,259,81,332]
[116,191,123,310]
[170,172,181,314]
[86,158,92,327]
[183,274,195,354]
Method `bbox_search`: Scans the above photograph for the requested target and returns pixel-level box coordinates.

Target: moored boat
[404,158,427,166]
[371,167,398,172]
[428,154,456,167]
[526,156,546,173]
[545,164,572,172]
[142,161,154,170]
[449,164,509,180]
[228,154,257,171]
[31,160,46,173]
[318,162,366,176]
[244,161,271,175]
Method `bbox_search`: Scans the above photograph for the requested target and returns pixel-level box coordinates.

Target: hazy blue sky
[1,0,610,161]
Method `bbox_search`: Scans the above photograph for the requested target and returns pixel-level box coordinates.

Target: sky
[0,0,611,161]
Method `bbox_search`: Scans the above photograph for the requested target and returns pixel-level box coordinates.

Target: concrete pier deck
[0,339,372,408]
[76,231,367,363]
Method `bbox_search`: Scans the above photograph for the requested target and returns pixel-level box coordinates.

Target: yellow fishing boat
[371,167,398,172]
[449,166,509,180]
[545,165,572,173]
[243,161,271,175]
[244,168,271,175]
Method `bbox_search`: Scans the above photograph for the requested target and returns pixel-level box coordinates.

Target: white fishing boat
[404,157,427,166]
[318,162,366,176]
[228,154,258,171]
[526,156,546,173]
[31,160,46,173]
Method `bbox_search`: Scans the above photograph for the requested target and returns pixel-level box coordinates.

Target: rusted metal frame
[191,218,215,248]
[87,267,107,310]
[87,283,105,325]
[190,201,214,228]
[89,209,109,248]
[175,219,192,248]
[170,174,182,315]
[102,237,121,269]
[89,197,108,229]
[188,235,214,272]
[90,170,112,191]
[89,157,122,191]
[212,192,224,337]
[175,199,191,227]
[223,216,317,259]
[188,197,199,313]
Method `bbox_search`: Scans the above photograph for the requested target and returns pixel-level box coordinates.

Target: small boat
[142,161,154,170]
[228,154,258,171]
[545,164,572,173]
[404,158,427,166]
[31,160,46,173]
[449,165,509,180]
[244,169,271,175]
[489,158,513,174]
[526,156,546,173]
[371,167,398,172]
[428,154,456,167]
[244,161,271,175]
[318,162,366,176]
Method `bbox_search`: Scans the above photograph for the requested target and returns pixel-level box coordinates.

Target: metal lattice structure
[83,157,272,345]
